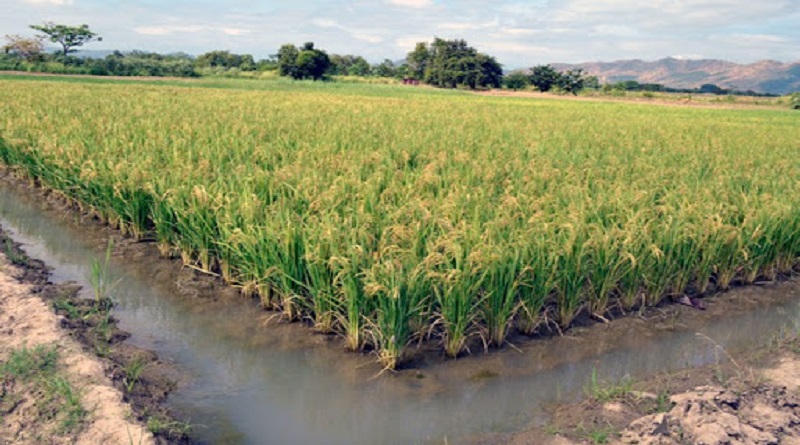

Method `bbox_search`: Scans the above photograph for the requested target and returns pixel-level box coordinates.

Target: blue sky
[3,0,799,67]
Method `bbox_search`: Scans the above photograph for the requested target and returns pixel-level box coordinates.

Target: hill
[551,58,800,95]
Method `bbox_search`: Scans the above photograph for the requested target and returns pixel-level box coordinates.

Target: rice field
[1,76,799,369]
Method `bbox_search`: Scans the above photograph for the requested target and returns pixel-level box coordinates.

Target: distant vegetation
[2,21,797,104]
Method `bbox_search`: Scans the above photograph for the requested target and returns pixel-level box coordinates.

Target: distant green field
[1,76,799,368]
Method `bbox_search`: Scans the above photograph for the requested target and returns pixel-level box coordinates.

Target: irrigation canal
[1,179,799,445]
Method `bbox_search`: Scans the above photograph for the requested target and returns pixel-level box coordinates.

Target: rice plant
[1,76,799,368]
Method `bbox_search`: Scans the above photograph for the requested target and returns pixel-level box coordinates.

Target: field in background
[1,75,799,369]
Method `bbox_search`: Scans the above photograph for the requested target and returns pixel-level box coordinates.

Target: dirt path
[0,252,155,444]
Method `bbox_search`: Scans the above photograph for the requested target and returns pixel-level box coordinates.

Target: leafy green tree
[699,83,726,95]
[529,64,560,92]
[295,43,331,80]
[277,43,300,78]
[349,57,371,76]
[407,37,502,89]
[790,92,800,110]
[30,22,101,57]
[584,75,600,90]
[557,68,586,95]
[330,54,371,76]
[504,71,530,91]
[196,50,256,71]
[373,59,397,78]
[406,42,430,80]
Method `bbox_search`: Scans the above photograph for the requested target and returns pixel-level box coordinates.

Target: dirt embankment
[0,229,189,444]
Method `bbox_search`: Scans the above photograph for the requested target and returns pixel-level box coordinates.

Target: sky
[2,0,799,68]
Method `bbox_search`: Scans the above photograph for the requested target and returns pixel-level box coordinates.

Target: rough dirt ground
[0,256,155,445]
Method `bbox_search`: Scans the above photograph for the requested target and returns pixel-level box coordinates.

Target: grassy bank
[1,75,799,369]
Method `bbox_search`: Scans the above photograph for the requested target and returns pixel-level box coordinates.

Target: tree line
[3,22,794,101]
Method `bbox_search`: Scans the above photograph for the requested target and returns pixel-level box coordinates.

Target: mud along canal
[1,178,799,445]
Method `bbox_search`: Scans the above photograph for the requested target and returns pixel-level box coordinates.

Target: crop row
[1,78,799,369]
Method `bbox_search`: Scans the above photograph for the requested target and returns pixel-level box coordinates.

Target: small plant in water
[90,239,119,303]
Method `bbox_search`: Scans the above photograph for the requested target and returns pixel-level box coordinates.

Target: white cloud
[313,18,384,44]
[22,0,73,4]
[133,25,249,36]
[500,28,540,36]
[386,0,432,8]
[439,18,499,31]
[395,36,431,49]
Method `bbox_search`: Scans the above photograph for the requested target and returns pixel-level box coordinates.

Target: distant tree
[407,37,502,89]
[349,56,371,76]
[2,34,44,62]
[330,54,371,76]
[30,22,101,57]
[529,64,560,92]
[474,53,503,88]
[699,83,726,95]
[406,42,430,80]
[790,92,800,110]
[295,42,331,80]
[504,71,530,91]
[277,43,300,78]
[583,75,600,90]
[613,80,637,91]
[373,59,397,78]
[196,50,256,71]
[557,68,586,95]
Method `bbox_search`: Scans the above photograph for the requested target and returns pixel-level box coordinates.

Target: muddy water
[1,179,799,445]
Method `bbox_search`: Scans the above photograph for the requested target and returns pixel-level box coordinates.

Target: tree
[699,83,726,95]
[504,71,529,91]
[557,68,586,95]
[329,54,371,76]
[584,75,600,90]
[373,59,397,78]
[349,56,371,76]
[277,43,300,78]
[277,42,331,80]
[406,42,430,80]
[407,37,502,89]
[2,35,44,62]
[790,92,800,110]
[196,50,256,71]
[30,22,101,57]
[529,64,560,92]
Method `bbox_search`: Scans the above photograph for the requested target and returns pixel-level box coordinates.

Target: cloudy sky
[3,0,799,67]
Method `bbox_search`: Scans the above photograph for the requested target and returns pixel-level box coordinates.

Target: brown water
[1,180,798,445]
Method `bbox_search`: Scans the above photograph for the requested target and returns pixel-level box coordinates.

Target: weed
[656,390,672,412]
[585,368,634,402]
[1,238,28,266]
[577,422,618,444]
[0,345,87,433]
[90,239,119,303]
[124,357,148,393]
[146,415,192,436]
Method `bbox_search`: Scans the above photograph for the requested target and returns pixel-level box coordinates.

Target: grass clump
[0,345,87,434]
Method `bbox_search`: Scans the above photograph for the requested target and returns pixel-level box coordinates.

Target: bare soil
[0,228,189,444]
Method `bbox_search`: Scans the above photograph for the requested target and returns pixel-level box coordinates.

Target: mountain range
[551,58,800,95]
